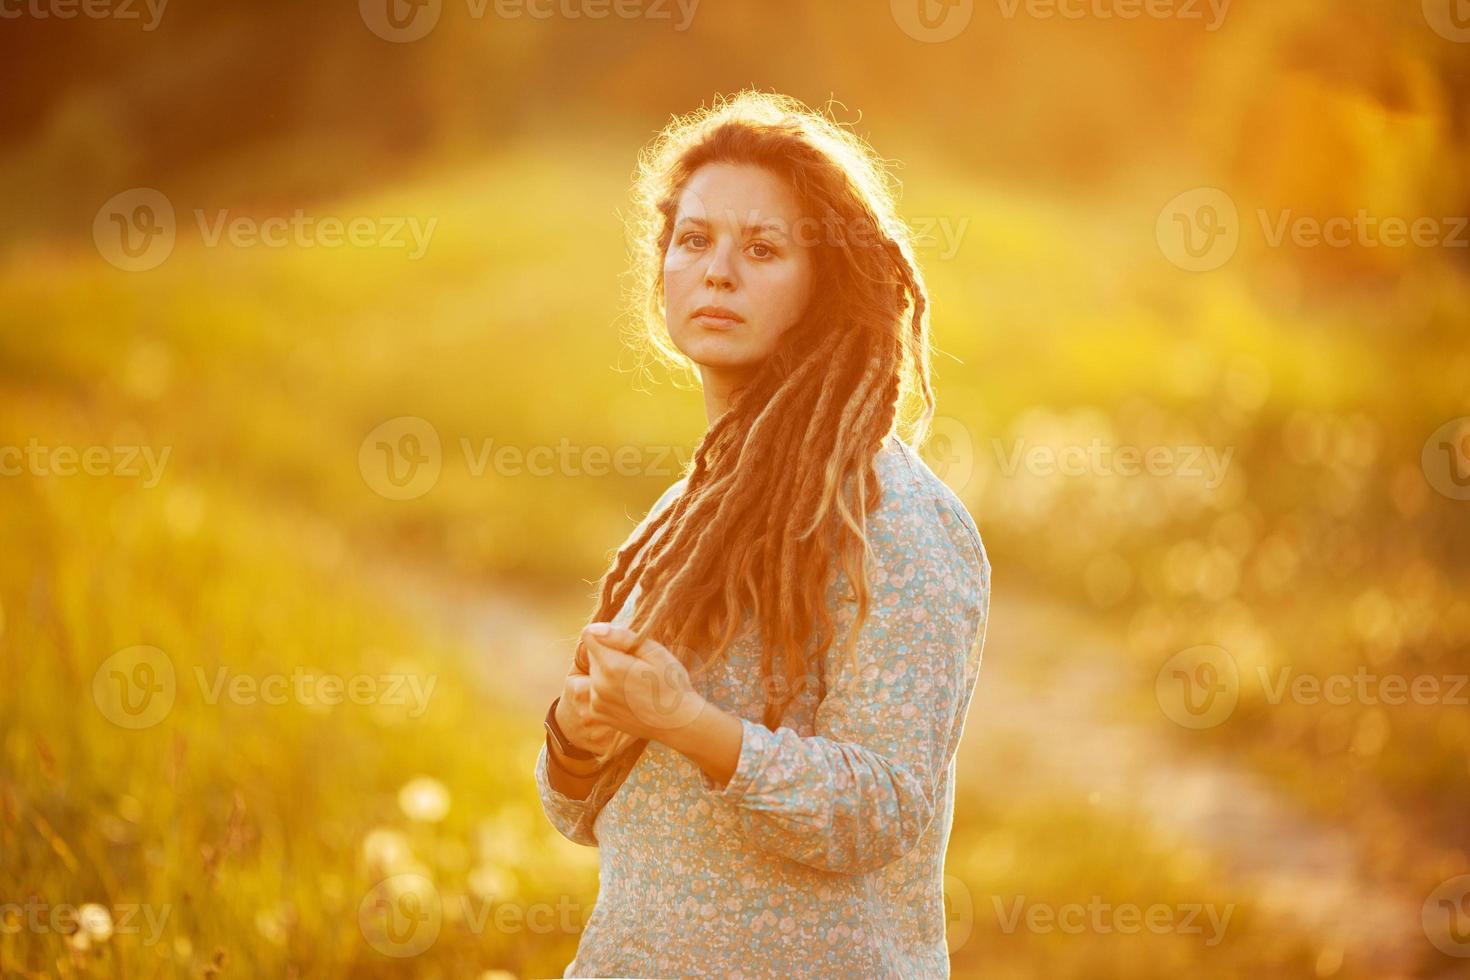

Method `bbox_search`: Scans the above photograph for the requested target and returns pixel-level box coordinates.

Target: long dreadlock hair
[582,89,937,798]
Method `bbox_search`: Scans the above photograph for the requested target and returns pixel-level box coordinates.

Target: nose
[703,241,737,291]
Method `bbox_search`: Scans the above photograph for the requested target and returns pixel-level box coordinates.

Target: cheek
[662,259,699,306]
[753,263,813,326]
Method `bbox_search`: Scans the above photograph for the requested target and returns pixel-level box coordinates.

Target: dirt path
[972,588,1426,975]
[374,561,588,715]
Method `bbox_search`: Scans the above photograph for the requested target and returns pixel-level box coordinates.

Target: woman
[533,89,991,978]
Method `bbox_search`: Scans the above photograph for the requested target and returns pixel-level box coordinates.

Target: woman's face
[662,162,815,388]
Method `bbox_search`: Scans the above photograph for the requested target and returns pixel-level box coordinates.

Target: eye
[680,232,708,249]
[748,241,776,259]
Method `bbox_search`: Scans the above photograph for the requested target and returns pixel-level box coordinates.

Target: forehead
[673,162,804,226]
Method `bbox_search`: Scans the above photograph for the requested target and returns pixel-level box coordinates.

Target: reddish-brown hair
[586,89,936,792]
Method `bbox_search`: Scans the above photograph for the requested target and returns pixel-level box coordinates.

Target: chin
[673,333,763,370]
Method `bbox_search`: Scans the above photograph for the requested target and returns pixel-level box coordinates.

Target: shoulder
[868,433,991,600]
[620,476,689,556]
[651,475,689,517]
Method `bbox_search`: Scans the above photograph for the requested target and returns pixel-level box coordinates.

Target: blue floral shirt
[535,434,992,978]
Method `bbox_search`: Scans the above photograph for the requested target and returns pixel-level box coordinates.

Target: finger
[629,636,674,665]
[582,629,635,672]
[582,720,617,745]
[582,631,608,671]
[572,639,590,674]
[583,622,642,654]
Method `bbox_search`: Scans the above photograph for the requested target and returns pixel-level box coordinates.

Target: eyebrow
[673,215,790,239]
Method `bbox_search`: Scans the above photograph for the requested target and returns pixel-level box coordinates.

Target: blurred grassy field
[2,130,1468,978]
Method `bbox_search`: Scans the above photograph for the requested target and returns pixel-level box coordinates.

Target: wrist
[543,745,601,800]
[546,739,606,777]
[663,695,744,791]
[547,728,605,775]
[553,695,577,743]
[658,691,715,756]
[547,695,599,760]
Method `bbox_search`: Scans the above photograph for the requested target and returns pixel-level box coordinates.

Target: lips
[692,306,744,324]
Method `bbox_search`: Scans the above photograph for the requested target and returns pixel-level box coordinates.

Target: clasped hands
[555,622,710,760]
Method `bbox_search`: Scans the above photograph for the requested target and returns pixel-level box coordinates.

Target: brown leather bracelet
[545,746,610,784]
[544,696,612,774]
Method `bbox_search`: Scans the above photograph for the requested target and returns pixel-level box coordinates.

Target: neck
[698,366,755,428]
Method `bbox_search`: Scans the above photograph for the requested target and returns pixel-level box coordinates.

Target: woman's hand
[556,647,621,762]
[577,622,708,744]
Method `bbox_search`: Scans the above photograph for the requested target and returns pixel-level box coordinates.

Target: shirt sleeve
[694,481,990,875]
[532,476,690,847]
[533,742,602,846]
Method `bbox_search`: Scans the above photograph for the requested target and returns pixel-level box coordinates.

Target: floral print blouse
[534,434,992,979]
